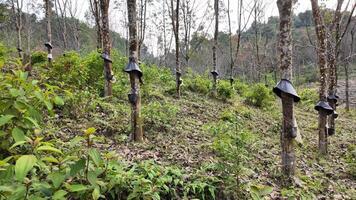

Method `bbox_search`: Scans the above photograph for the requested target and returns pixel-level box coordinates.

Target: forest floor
[52,88,356,199]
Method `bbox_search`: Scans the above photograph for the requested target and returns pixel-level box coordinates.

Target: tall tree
[327,1,356,135]
[138,0,148,59]
[311,0,333,155]
[54,0,68,50]
[100,0,113,96]
[227,0,233,85]
[89,0,103,50]
[68,0,81,51]
[126,0,144,142]
[11,0,23,60]
[211,0,218,95]
[274,0,300,178]
[171,0,181,97]
[44,0,53,63]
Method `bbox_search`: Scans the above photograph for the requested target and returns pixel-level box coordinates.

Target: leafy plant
[217,80,235,100]
[245,83,274,108]
[31,51,47,66]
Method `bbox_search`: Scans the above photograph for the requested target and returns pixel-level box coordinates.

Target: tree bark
[212,0,218,95]
[90,0,103,50]
[127,0,144,142]
[11,0,23,60]
[100,0,113,97]
[138,0,147,60]
[171,0,181,97]
[227,0,233,85]
[277,0,296,177]
[346,27,355,111]
[311,0,328,155]
[44,0,53,63]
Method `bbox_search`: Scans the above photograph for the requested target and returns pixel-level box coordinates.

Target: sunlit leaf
[54,96,64,106]
[53,190,67,200]
[37,145,63,154]
[15,155,37,181]
[11,127,25,142]
[0,115,14,127]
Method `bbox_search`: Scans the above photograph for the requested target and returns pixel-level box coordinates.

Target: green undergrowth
[0,44,355,199]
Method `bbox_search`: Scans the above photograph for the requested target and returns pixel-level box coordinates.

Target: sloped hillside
[0,50,355,199]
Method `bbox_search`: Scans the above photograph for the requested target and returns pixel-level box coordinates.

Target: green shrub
[234,80,249,96]
[245,83,274,108]
[31,51,47,66]
[50,51,89,88]
[143,101,179,131]
[186,73,211,94]
[345,145,356,177]
[217,80,235,100]
[0,70,64,155]
[0,42,6,68]
[299,88,318,106]
[208,116,254,198]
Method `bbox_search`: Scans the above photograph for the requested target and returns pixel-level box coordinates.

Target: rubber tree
[327,1,356,135]
[89,0,103,50]
[44,0,53,63]
[10,0,23,60]
[170,0,182,97]
[126,0,144,142]
[211,0,219,95]
[273,0,300,178]
[100,0,113,97]
[311,0,334,155]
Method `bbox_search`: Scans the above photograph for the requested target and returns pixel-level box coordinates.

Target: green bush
[217,80,235,100]
[0,70,64,155]
[245,83,274,108]
[31,51,47,66]
[345,145,356,177]
[234,80,249,96]
[299,88,318,106]
[186,73,211,94]
[0,42,6,68]
[143,101,179,131]
[208,116,254,198]
[50,51,89,89]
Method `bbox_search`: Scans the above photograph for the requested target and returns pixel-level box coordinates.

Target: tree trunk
[277,0,296,178]
[346,28,354,111]
[345,64,349,111]
[127,0,144,142]
[138,0,147,60]
[100,0,113,97]
[90,0,103,50]
[311,0,329,155]
[12,0,23,60]
[171,0,181,97]
[212,0,218,95]
[44,0,53,63]
[227,0,233,85]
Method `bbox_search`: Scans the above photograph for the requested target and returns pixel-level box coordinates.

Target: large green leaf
[9,88,24,97]
[88,148,102,167]
[15,155,37,181]
[48,171,66,188]
[9,141,28,150]
[0,115,14,127]
[53,190,67,200]
[36,145,63,154]
[54,96,64,106]
[69,158,86,177]
[11,127,25,142]
[44,100,53,111]
[92,187,100,200]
